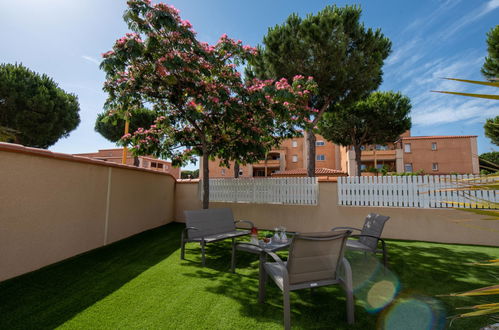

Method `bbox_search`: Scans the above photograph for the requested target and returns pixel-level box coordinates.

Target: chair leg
[231,237,236,273]
[346,288,355,325]
[180,236,186,260]
[283,289,291,330]
[258,260,268,303]
[201,240,206,267]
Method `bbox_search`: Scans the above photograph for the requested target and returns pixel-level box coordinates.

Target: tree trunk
[202,149,209,209]
[306,129,316,177]
[234,161,240,178]
[354,145,362,177]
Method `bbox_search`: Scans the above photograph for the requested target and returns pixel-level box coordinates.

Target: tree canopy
[247,5,392,176]
[0,63,80,148]
[479,151,499,174]
[481,25,499,80]
[319,91,411,176]
[484,115,499,146]
[95,108,157,143]
[101,0,317,208]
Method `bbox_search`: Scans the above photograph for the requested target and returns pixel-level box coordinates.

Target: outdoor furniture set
[181,208,390,329]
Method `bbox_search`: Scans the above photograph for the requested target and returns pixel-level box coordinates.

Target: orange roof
[272,168,347,176]
[400,135,477,140]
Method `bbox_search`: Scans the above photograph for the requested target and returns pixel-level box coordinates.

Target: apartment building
[75,148,181,179]
[207,131,479,177]
[399,135,479,174]
[207,134,343,178]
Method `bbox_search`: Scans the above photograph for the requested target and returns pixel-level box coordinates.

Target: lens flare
[346,251,400,312]
[380,296,446,330]
[367,280,397,310]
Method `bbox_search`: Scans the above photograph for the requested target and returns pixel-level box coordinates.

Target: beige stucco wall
[0,148,175,281]
[175,181,499,247]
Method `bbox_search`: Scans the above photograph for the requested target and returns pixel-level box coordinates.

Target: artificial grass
[0,222,497,329]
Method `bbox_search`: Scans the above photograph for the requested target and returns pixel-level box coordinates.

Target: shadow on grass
[1,224,496,330]
[0,222,184,330]
[184,239,498,329]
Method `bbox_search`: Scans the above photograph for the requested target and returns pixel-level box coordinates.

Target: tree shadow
[0,222,183,330]
[184,239,499,329]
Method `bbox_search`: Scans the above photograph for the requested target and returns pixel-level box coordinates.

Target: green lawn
[0,222,497,329]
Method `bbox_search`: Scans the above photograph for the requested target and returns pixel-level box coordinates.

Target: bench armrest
[235,220,255,229]
[181,226,199,240]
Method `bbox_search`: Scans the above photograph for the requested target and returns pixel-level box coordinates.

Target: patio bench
[181,208,254,266]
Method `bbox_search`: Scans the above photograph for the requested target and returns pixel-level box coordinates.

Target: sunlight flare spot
[381,296,446,330]
[367,280,397,310]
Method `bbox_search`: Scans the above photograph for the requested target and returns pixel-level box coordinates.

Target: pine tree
[247,5,391,176]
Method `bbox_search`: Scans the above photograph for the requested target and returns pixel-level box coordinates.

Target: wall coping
[0,142,176,179]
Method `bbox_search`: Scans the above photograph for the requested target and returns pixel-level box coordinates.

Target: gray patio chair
[259,230,354,329]
[181,208,254,266]
[332,213,390,266]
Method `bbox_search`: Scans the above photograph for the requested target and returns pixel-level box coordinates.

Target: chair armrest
[350,234,386,250]
[350,234,383,241]
[234,220,255,229]
[332,226,362,232]
[264,250,288,274]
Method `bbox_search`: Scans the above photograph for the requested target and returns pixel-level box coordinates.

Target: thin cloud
[403,0,462,34]
[439,0,499,40]
[81,55,100,65]
[387,49,499,127]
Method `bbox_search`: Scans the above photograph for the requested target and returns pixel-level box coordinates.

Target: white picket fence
[338,175,498,209]
[200,177,319,205]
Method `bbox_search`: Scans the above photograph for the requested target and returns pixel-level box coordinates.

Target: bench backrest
[184,208,236,239]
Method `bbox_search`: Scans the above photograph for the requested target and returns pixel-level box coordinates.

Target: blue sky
[1,0,498,171]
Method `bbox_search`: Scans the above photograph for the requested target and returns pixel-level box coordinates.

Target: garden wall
[175,181,499,247]
[0,143,175,281]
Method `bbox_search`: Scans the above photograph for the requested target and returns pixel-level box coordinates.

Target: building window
[157,163,164,169]
[316,154,325,161]
[404,143,411,153]
[221,169,226,176]
[376,145,388,150]
[432,163,438,171]
[292,140,298,147]
[360,146,366,151]
[404,163,413,172]
[150,162,157,168]
[360,164,367,171]
[292,155,298,162]
[316,140,325,146]
[239,170,244,176]
[432,142,437,150]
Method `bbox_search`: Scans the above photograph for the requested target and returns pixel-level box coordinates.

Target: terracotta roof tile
[400,135,477,140]
[272,168,347,176]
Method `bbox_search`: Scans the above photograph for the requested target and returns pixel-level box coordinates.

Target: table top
[236,239,292,253]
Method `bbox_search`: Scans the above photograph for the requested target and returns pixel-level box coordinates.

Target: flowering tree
[101,0,317,208]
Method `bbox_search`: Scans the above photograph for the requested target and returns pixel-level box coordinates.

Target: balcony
[254,159,281,167]
[361,150,397,161]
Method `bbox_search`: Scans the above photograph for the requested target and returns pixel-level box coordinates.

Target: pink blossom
[102,50,114,58]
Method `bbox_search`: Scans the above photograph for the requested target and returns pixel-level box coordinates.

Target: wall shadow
[0,222,183,329]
